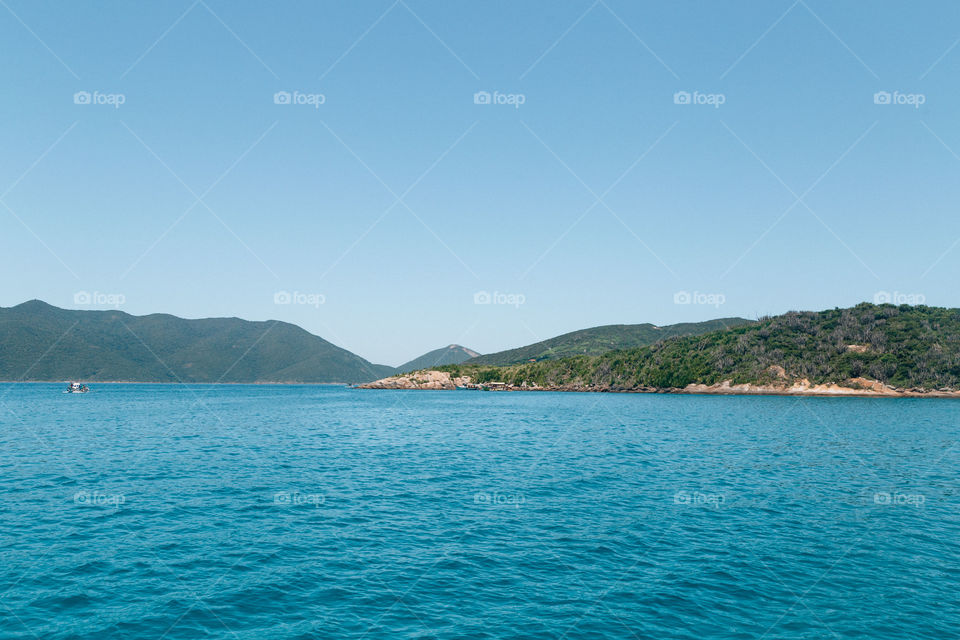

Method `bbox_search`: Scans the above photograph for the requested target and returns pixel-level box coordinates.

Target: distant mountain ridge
[466,318,754,366]
[0,300,393,383]
[0,301,759,384]
[397,344,479,373]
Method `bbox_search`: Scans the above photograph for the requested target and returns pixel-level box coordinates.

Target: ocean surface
[1,384,958,639]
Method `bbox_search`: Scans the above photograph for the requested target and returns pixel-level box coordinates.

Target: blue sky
[2,1,960,366]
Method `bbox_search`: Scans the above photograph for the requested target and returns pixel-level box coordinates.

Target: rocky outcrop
[356,370,470,390]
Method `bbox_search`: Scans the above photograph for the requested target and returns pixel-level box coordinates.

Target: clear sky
[2,1,959,366]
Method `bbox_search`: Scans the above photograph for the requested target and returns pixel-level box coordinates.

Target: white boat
[65,382,89,394]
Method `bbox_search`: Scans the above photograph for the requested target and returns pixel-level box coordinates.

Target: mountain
[440,304,960,393]
[465,318,754,366]
[397,344,480,373]
[0,300,394,383]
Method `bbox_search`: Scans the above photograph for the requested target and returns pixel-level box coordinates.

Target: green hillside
[397,344,479,373]
[466,318,754,366]
[442,304,960,391]
[0,300,393,383]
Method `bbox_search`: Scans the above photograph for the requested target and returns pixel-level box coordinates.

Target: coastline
[356,371,960,398]
[6,376,959,397]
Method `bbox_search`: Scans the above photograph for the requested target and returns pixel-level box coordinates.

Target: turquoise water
[1,384,958,639]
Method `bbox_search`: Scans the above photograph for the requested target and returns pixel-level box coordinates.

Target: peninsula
[359,304,960,397]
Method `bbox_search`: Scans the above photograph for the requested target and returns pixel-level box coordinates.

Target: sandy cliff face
[681,377,960,397]
[683,377,899,396]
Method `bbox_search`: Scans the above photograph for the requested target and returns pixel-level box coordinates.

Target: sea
[1,383,957,639]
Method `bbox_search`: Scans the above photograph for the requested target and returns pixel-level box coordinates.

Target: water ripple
[0,385,957,638]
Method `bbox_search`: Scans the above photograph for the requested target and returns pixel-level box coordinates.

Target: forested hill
[443,304,960,392]
[465,318,753,366]
[0,300,394,383]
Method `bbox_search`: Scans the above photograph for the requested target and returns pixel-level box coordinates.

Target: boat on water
[65,382,89,394]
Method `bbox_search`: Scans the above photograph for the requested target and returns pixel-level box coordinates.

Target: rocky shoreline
[356,371,960,398]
